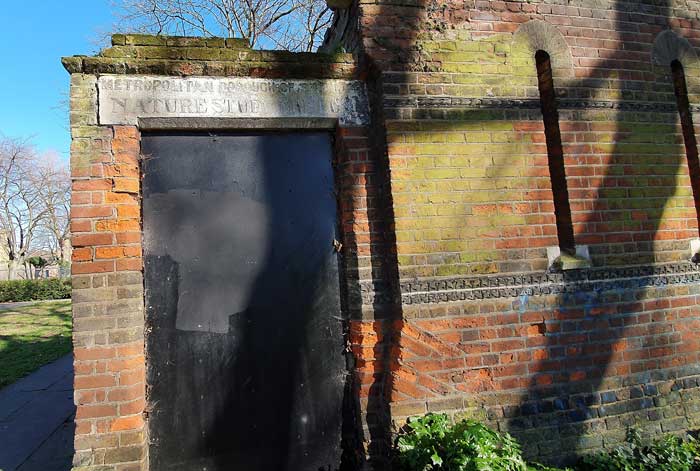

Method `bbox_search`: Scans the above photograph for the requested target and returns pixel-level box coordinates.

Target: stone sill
[691,238,700,264]
[547,245,592,271]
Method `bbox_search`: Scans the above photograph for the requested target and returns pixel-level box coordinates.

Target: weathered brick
[72,261,115,275]
[110,415,144,432]
[73,233,114,247]
[74,374,117,389]
[104,445,143,464]
[72,206,114,218]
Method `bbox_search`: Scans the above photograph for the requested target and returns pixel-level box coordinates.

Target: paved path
[0,301,40,312]
[0,355,75,471]
[0,300,68,313]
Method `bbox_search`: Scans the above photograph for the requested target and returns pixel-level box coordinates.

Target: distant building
[0,231,70,280]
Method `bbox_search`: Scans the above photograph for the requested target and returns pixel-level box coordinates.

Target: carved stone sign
[98,75,370,126]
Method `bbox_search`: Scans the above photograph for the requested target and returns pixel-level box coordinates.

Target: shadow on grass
[0,302,72,388]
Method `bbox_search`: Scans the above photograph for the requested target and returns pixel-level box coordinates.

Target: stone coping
[62,34,359,80]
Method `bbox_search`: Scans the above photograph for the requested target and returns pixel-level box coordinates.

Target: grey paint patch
[143,190,269,334]
[98,75,370,126]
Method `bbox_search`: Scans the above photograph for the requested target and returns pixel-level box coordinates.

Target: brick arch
[652,29,698,68]
[511,19,574,79]
[651,30,700,109]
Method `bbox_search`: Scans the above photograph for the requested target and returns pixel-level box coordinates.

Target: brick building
[65,0,700,470]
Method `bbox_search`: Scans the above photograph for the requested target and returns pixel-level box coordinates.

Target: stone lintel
[98,75,370,127]
[139,117,340,130]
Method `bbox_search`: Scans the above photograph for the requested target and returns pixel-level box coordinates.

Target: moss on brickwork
[388,113,697,277]
[368,13,700,275]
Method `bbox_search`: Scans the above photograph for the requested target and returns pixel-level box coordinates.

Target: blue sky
[1,1,114,159]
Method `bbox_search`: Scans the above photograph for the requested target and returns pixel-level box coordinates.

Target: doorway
[141,132,347,470]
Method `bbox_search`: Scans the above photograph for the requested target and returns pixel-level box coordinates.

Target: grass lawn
[0,300,72,388]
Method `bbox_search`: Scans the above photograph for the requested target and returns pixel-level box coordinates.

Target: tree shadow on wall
[355,0,697,468]
[511,1,698,465]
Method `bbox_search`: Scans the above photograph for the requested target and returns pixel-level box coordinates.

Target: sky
[0,1,114,160]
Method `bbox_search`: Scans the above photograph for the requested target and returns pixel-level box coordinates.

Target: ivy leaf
[430,451,443,466]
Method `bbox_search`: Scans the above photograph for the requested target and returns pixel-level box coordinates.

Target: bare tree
[0,138,42,279]
[0,138,70,280]
[35,153,71,266]
[114,0,332,52]
[268,0,333,52]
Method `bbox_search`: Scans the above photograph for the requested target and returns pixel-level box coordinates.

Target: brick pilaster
[70,72,147,470]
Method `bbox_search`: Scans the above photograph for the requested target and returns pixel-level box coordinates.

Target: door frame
[138,116,361,469]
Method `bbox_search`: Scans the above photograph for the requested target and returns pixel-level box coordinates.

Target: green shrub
[580,428,700,471]
[393,413,700,471]
[0,278,71,302]
[393,413,570,471]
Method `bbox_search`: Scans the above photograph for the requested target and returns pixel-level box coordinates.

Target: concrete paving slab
[0,355,72,422]
[8,355,73,393]
[0,390,41,422]
[16,414,75,471]
[0,355,75,471]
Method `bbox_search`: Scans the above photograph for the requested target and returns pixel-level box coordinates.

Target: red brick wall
[329,0,700,466]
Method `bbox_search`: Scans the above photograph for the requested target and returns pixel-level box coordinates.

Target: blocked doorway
[141,132,347,470]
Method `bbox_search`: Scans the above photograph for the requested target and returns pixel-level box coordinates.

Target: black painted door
[142,132,346,471]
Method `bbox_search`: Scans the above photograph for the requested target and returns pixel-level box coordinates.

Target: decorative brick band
[384,96,693,113]
[360,262,700,305]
